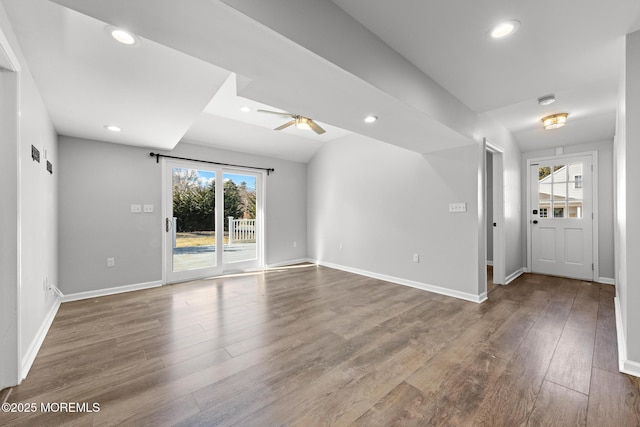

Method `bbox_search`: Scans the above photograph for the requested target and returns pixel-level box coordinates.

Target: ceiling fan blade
[308,120,326,135]
[274,120,296,131]
[257,109,294,117]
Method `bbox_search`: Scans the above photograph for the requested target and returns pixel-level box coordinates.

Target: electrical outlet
[339,243,343,251]
[107,257,115,267]
[413,254,420,263]
[143,204,154,213]
[131,204,142,213]
[293,241,297,248]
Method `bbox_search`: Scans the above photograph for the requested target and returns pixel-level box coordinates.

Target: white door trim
[484,139,506,286]
[526,151,599,280]
[0,25,22,389]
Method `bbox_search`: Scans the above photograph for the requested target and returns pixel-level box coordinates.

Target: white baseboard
[266,258,314,269]
[598,277,615,285]
[505,268,525,285]
[21,297,61,380]
[316,260,486,303]
[614,297,640,378]
[486,261,494,266]
[62,280,162,303]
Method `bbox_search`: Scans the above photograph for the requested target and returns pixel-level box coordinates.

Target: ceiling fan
[257,109,326,135]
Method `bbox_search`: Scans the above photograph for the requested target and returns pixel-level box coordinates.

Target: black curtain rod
[149,152,275,175]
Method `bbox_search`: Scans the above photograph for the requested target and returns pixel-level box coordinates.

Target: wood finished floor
[2,265,639,426]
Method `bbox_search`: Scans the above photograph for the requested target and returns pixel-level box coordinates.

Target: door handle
[532,220,538,224]
[166,218,172,232]
[493,223,497,227]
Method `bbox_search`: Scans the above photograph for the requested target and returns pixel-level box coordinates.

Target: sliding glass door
[164,160,262,283]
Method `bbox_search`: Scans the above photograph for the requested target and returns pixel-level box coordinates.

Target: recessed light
[240,106,251,113]
[105,25,139,46]
[104,125,122,132]
[538,94,556,106]
[364,115,378,123]
[490,20,520,39]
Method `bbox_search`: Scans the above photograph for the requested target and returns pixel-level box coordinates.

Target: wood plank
[592,285,619,373]
[587,367,640,426]
[473,326,562,426]
[545,326,594,394]
[351,381,430,426]
[527,380,587,427]
[564,282,600,333]
[3,267,634,426]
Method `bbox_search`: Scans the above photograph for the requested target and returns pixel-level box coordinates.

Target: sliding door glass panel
[171,167,217,272]
[223,172,257,265]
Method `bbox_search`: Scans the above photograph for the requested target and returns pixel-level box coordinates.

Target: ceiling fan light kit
[257,109,326,135]
[541,113,568,130]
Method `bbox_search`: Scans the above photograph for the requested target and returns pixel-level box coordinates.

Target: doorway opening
[484,139,506,294]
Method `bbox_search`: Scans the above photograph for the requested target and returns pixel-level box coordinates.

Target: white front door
[530,155,594,280]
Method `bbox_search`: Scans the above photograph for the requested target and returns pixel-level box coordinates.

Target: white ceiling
[183,73,353,162]
[331,0,640,152]
[2,0,231,150]
[3,0,640,159]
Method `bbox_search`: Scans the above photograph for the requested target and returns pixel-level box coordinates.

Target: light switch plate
[143,204,154,213]
[131,204,142,213]
[449,202,467,213]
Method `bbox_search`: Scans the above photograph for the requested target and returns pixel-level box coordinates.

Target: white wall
[0,3,59,384]
[615,29,640,374]
[522,140,615,280]
[58,138,307,295]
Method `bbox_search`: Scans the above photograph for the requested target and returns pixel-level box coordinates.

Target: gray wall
[522,140,615,280]
[0,3,59,376]
[308,134,482,299]
[58,138,307,295]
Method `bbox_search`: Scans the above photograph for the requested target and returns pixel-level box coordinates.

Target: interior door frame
[526,151,599,280]
[161,158,265,284]
[484,139,506,286]
[0,26,22,389]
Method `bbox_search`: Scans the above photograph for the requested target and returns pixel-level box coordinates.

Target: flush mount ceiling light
[490,20,520,39]
[105,25,139,46]
[541,113,568,130]
[104,124,122,132]
[364,115,378,123]
[538,94,556,106]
